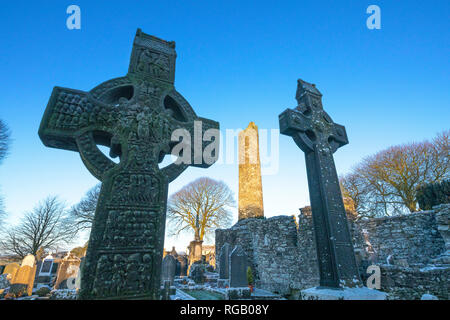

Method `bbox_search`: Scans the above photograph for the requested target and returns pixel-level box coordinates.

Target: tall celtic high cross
[279,79,361,288]
[39,29,219,299]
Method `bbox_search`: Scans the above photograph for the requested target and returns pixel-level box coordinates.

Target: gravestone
[280,80,386,299]
[21,255,36,268]
[176,255,188,277]
[38,29,219,299]
[169,247,178,258]
[10,255,36,296]
[229,245,248,288]
[189,263,205,284]
[38,254,54,277]
[238,122,264,220]
[2,263,20,281]
[161,254,176,286]
[54,252,81,289]
[188,240,203,266]
[219,243,230,280]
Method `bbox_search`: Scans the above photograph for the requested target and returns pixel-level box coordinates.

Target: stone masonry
[238,122,264,220]
[216,215,318,296]
[216,204,449,299]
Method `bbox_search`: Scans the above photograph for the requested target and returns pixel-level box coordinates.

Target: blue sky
[0,1,449,251]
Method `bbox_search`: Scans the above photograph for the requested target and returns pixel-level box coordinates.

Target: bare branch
[167,177,235,241]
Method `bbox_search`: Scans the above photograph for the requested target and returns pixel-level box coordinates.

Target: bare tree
[340,130,449,218]
[0,119,11,165]
[167,177,235,241]
[0,195,6,231]
[0,119,11,231]
[0,196,77,259]
[69,184,100,231]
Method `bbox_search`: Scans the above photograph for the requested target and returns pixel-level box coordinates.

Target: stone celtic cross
[279,79,361,288]
[39,29,219,299]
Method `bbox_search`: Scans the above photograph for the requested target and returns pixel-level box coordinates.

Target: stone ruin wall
[351,207,446,265]
[351,204,449,299]
[215,204,449,299]
[216,215,318,296]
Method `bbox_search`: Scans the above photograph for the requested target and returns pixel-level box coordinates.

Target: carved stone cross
[279,79,361,288]
[39,29,219,299]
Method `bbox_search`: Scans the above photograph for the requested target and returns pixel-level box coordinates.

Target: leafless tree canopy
[0,119,11,165]
[0,119,11,230]
[0,196,77,259]
[0,196,5,231]
[69,184,100,231]
[340,130,449,218]
[167,177,235,241]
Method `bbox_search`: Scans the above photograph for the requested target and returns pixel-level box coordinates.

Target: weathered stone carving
[238,122,264,220]
[279,79,361,288]
[39,29,219,299]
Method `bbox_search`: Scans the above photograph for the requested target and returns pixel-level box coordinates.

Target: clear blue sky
[0,1,449,251]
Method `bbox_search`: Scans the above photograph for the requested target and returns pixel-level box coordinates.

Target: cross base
[301,286,387,300]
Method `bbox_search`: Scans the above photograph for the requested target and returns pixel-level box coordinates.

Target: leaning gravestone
[14,255,36,296]
[2,263,20,281]
[229,245,248,288]
[10,255,37,297]
[161,254,176,286]
[279,79,386,299]
[39,29,219,299]
[219,243,230,280]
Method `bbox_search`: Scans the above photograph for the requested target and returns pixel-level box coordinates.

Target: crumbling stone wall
[352,208,446,265]
[380,264,449,300]
[216,215,319,296]
[215,204,449,299]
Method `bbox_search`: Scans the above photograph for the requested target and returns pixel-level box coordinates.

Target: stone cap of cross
[39,29,219,182]
[279,79,348,154]
[128,28,177,84]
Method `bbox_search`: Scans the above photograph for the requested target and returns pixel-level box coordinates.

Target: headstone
[218,243,230,280]
[38,254,54,277]
[0,265,4,274]
[2,263,20,281]
[21,255,36,268]
[74,257,84,290]
[188,240,203,266]
[238,122,264,220]
[189,263,205,284]
[161,254,176,285]
[229,245,248,288]
[170,247,178,258]
[162,280,171,300]
[279,79,361,288]
[176,255,188,277]
[38,29,219,300]
[10,255,37,296]
[54,252,81,289]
